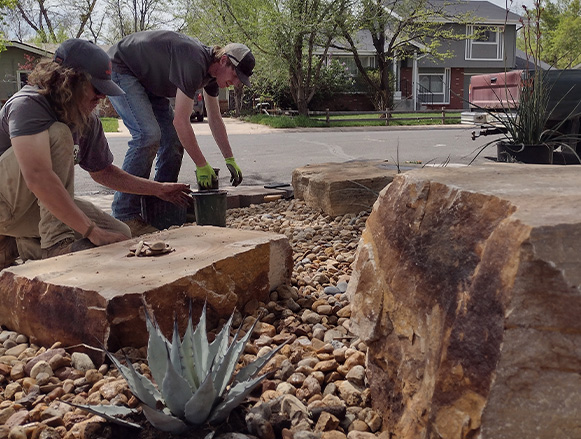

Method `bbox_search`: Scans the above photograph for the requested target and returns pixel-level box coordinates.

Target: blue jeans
[108,71,184,221]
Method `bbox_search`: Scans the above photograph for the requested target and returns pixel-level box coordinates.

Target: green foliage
[309,58,356,108]
[73,303,286,434]
[542,0,581,68]
[244,114,327,127]
[100,118,119,133]
[179,0,350,115]
[519,0,581,69]
[243,112,461,128]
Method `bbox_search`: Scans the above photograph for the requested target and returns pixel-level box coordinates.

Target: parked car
[169,90,205,122]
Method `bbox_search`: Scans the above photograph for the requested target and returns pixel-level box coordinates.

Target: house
[0,41,53,106]
[322,0,522,111]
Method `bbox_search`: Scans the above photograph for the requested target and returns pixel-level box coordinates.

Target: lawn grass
[243,112,461,128]
[100,117,119,132]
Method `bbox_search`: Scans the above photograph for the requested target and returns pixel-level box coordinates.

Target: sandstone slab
[348,163,581,439]
[0,225,292,361]
[292,160,420,217]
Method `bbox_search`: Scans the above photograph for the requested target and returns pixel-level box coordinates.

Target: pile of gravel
[0,199,381,439]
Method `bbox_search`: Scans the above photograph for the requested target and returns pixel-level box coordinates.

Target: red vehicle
[463,69,581,150]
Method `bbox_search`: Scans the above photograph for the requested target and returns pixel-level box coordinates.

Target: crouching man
[0,39,191,269]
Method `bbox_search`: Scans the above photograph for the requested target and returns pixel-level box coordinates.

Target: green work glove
[225,157,243,187]
[196,163,217,189]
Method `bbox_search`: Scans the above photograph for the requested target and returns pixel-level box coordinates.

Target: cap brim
[235,68,252,87]
[92,78,125,96]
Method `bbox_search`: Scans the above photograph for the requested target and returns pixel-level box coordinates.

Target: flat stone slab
[0,225,292,361]
[348,163,581,439]
[292,160,421,216]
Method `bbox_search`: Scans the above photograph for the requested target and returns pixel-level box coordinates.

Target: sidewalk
[106,118,276,138]
[106,118,471,138]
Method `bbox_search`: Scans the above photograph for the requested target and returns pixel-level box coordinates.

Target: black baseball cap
[54,39,124,96]
[223,43,255,87]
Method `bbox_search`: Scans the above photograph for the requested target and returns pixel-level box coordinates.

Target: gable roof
[6,41,54,57]
[424,0,522,24]
[515,48,551,70]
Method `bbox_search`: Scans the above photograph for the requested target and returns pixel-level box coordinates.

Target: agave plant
[74,303,286,434]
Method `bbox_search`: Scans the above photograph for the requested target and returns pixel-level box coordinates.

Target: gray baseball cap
[224,43,255,87]
[54,39,124,96]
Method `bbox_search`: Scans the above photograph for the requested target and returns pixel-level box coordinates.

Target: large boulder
[292,160,421,217]
[0,225,292,362]
[348,164,581,439]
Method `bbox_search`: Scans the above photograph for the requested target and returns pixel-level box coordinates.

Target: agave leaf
[170,318,186,378]
[208,373,268,425]
[160,348,194,419]
[208,311,234,366]
[144,308,170,388]
[192,302,211,383]
[184,368,218,425]
[67,403,141,429]
[106,351,160,409]
[180,307,199,390]
[210,325,247,398]
[234,340,290,385]
[142,404,189,434]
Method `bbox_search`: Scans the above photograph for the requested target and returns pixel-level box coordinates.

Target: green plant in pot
[470,0,581,164]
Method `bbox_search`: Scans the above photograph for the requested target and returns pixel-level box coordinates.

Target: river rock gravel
[0,199,381,439]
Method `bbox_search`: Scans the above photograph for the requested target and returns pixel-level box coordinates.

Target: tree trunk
[233,84,244,117]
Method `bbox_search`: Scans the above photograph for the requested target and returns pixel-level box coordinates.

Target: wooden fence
[306,108,458,126]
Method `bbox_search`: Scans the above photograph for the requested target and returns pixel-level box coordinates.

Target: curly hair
[27,60,92,134]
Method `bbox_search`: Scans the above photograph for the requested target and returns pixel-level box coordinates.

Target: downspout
[413,51,429,111]
[413,52,418,110]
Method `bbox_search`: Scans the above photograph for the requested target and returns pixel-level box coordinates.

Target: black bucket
[191,190,227,227]
[141,195,187,230]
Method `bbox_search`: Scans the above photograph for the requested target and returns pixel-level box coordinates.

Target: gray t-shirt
[0,85,113,172]
[108,30,220,99]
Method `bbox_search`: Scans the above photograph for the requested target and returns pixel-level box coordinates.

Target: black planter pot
[497,141,554,164]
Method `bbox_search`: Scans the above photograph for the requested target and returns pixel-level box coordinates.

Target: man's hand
[88,227,129,246]
[156,182,191,206]
[196,163,217,189]
[225,157,243,187]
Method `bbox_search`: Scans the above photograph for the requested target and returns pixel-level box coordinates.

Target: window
[418,69,450,104]
[16,71,30,90]
[466,25,503,60]
[329,56,377,76]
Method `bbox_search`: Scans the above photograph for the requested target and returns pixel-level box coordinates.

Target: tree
[179,0,350,115]
[333,0,472,111]
[537,0,581,68]
[0,0,105,43]
[104,0,179,41]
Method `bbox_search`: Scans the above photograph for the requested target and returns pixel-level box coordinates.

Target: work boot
[122,218,159,237]
[42,237,96,259]
[0,235,19,270]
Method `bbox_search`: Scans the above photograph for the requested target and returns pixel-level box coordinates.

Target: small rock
[347,431,377,439]
[8,426,27,439]
[4,344,28,358]
[322,431,347,439]
[70,352,95,373]
[315,412,340,432]
[348,420,369,432]
[4,382,22,400]
[345,365,366,387]
[30,361,53,380]
[337,381,363,407]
